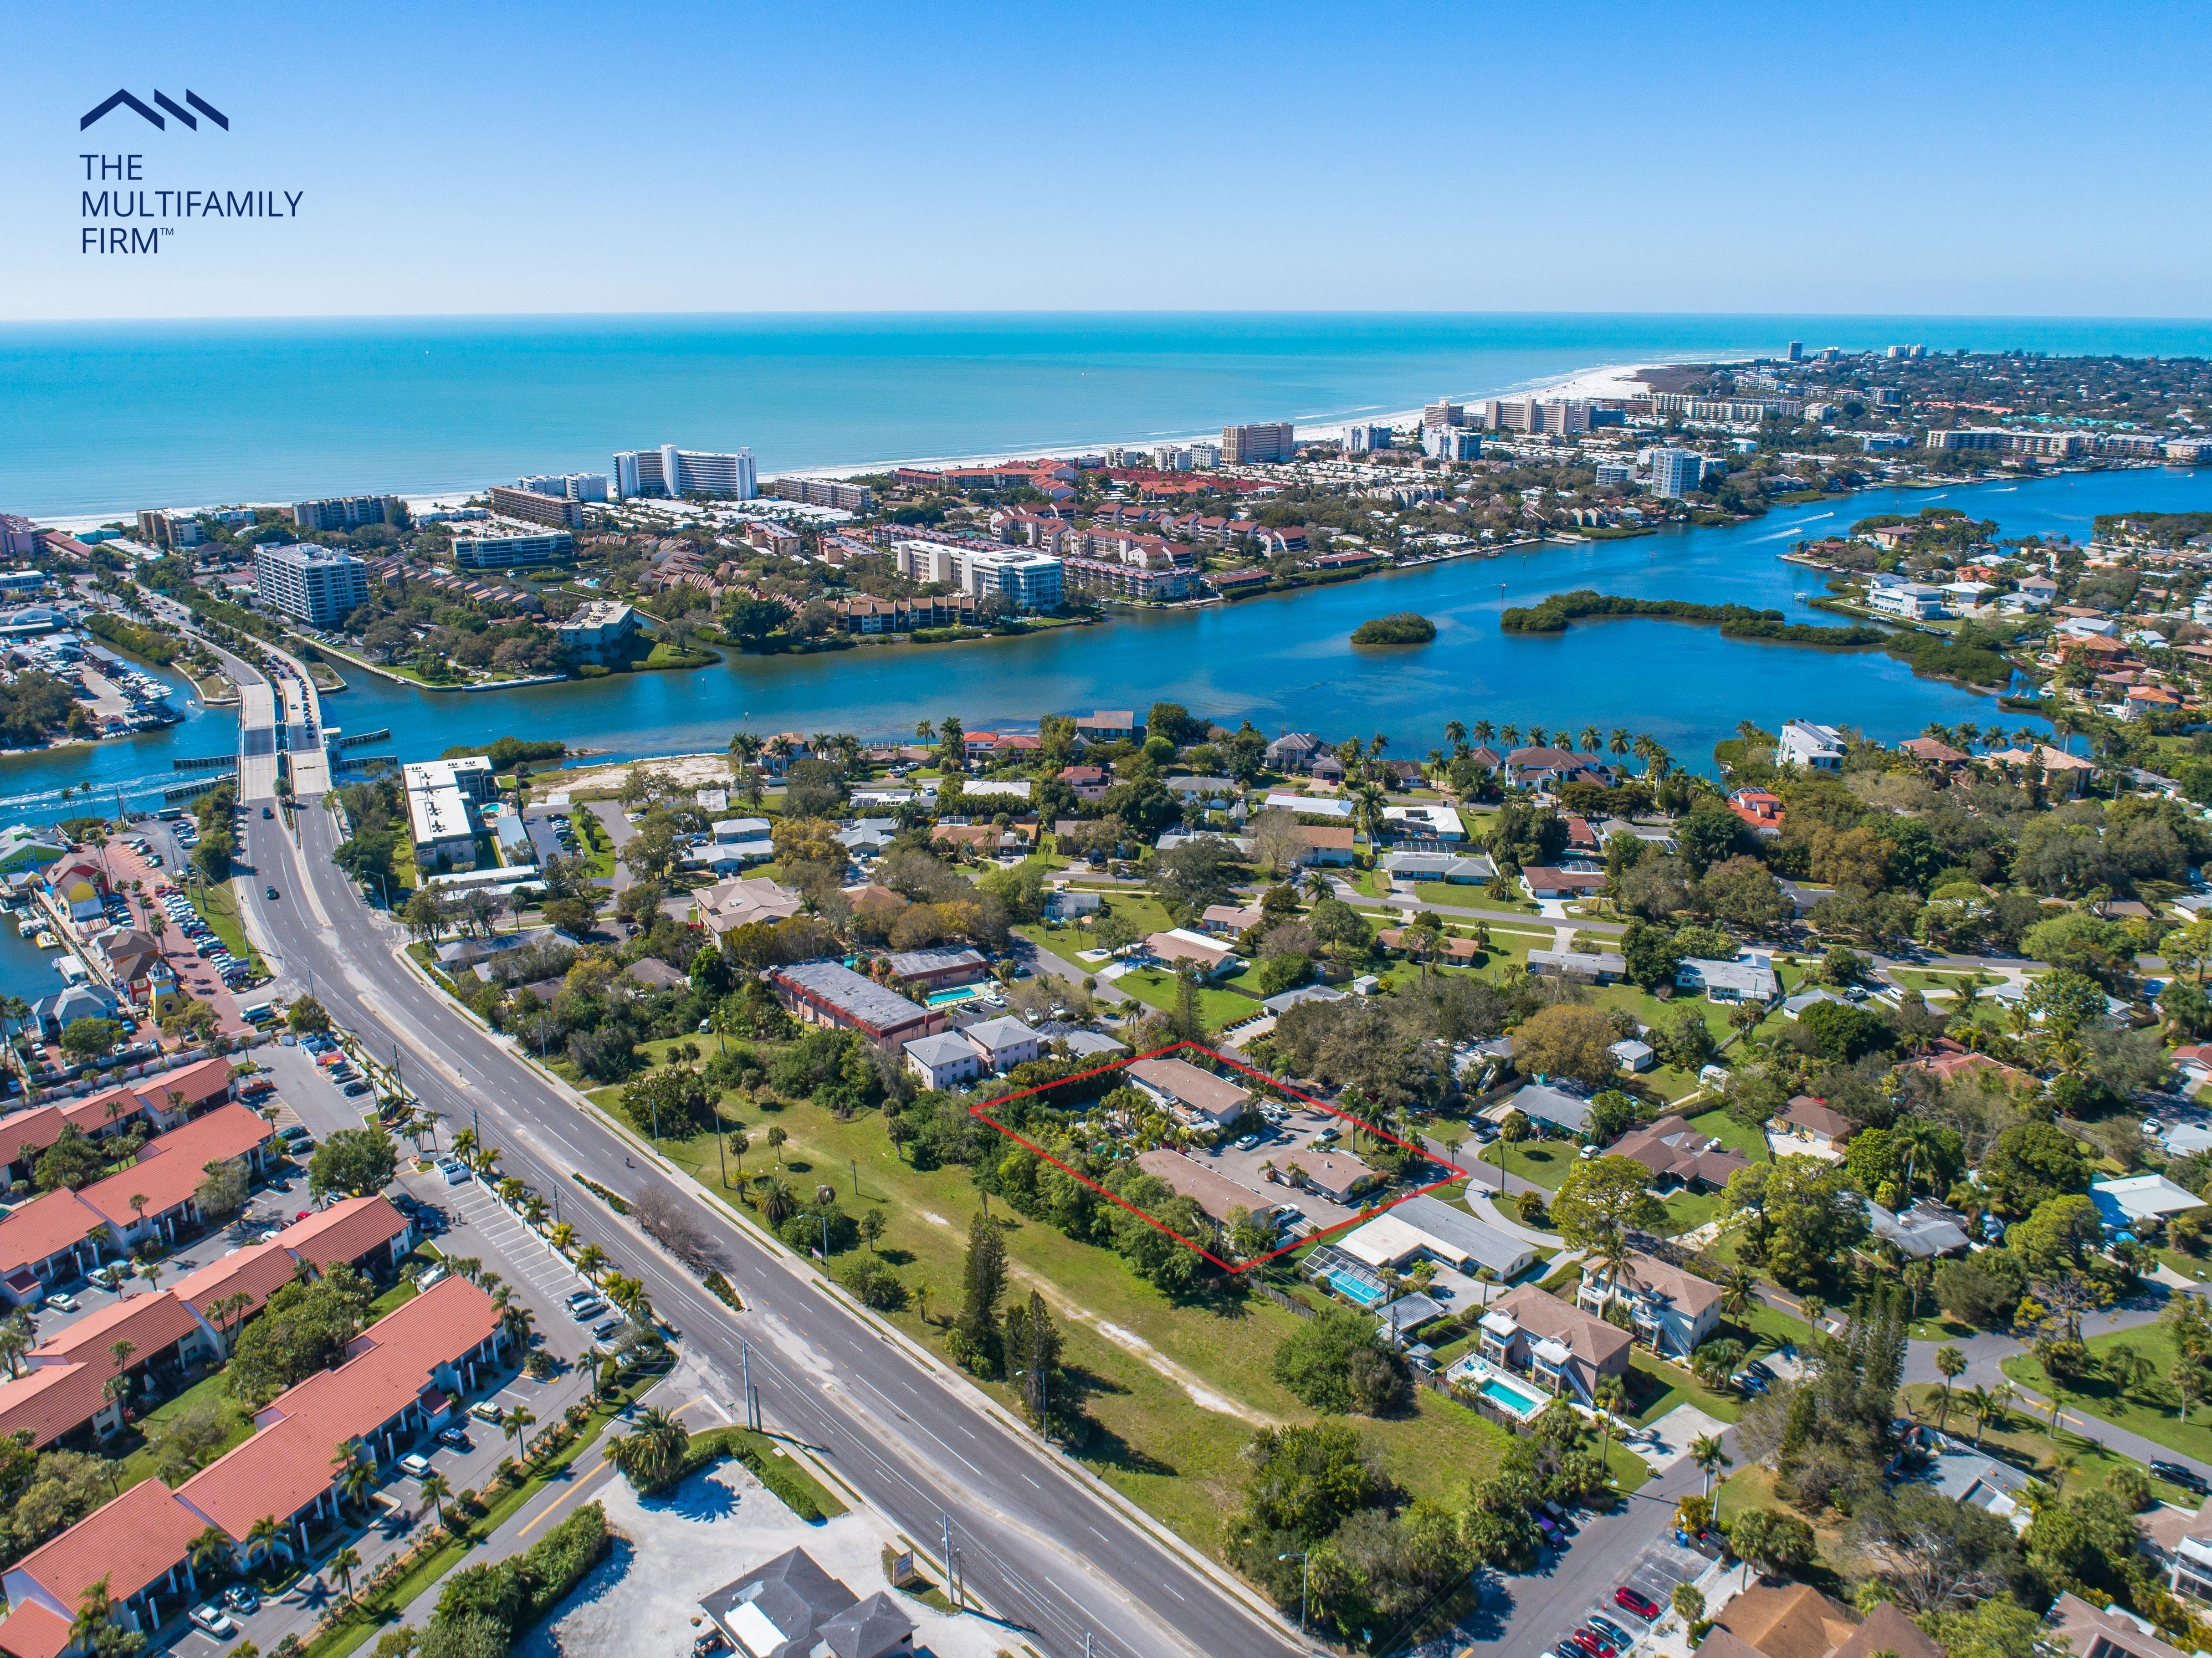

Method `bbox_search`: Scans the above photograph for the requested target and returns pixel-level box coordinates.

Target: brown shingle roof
[1493,1283,1632,1372]
[1716,1581,1861,1658]
[1134,1149,1266,1223]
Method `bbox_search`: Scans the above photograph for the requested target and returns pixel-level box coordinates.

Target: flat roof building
[613,444,757,500]
[454,527,574,568]
[252,543,368,628]
[1222,422,1296,464]
[402,756,496,872]
[289,496,399,532]
[485,484,583,532]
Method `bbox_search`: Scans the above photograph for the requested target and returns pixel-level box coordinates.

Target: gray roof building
[769,959,938,1044]
[1262,984,1349,1015]
[699,1548,860,1658]
[1510,1081,1593,1135]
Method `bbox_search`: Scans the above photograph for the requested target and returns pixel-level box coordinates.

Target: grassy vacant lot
[197,880,255,964]
[625,1090,1514,1555]
[1625,1349,1741,1428]
[1684,1106,1770,1162]
[1897,1382,2197,1506]
[1657,1189,1723,1235]
[2002,1323,2212,1468]
[1483,1138,1577,1190]
[1110,967,1257,1032]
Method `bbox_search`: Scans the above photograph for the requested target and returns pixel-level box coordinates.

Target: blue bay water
[10,312,2212,518]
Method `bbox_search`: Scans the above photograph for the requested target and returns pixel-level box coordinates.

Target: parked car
[592,1318,623,1340]
[2152,1460,2211,1495]
[45,1291,78,1312]
[399,1452,433,1477]
[1588,1615,1630,1644]
[225,1585,259,1614]
[189,1604,236,1637]
[568,1298,607,1320]
[469,1398,505,1423]
[436,1428,470,1450]
[1614,1587,1663,1621]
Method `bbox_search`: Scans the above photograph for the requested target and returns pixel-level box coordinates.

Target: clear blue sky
[11,0,2212,319]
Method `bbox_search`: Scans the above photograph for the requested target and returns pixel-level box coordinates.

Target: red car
[1568,1634,1608,1658]
[1615,1587,1663,1621]
[1578,1629,1620,1657]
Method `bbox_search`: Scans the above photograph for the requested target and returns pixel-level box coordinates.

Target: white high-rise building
[517,472,608,502]
[612,445,757,500]
[894,540,1063,611]
[1343,424,1393,454]
[1647,449,1704,500]
[252,544,368,627]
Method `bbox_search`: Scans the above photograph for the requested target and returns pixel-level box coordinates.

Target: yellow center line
[518,1458,613,1538]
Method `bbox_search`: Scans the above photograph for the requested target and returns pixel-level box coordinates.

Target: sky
[8,0,2212,320]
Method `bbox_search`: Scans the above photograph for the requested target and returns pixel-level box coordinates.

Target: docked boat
[16,915,41,938]
[33,930,59,950]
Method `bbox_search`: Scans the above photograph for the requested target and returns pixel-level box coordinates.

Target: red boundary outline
[967,1038,1460,1275]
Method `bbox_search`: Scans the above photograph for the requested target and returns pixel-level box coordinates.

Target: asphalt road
[215,727,1302,1657]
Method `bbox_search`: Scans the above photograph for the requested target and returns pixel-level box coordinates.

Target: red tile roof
[28,1289,200,1367]
[134,1056,236,1113]
[0,1599,74,1658]
[278,1196,407,1273]
[0,1189,100,1276]
[75,1103,272,1228]
[7,1478,208,1612]
[171,1241,304,1325]
[0,1360,110,1449]
[176,1277,500,1537]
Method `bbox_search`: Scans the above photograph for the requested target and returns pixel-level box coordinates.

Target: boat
[16,916,41,938]
[33,931,59,950]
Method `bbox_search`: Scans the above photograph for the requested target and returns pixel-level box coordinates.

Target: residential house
[1125,1057,1250,1128]
[698,1546,914,1658]
[1264,732,1324,772]
[1776,1096,1851,1151]
[1336,1194,1533,1281]
[2089,1174,2207,1233]
[1133,1150,1269,1227]
[1296,826,1357,867]
[1380,851,1495,884]
[768,960,941,1047]
[963,1015,1041,1073]
[1900,737,1970,768]
[1865,1196,1973,1259]
[1509,1081,1593,1137]
[1607,1115,1749,1191]
[1294,1148,1379,1205]
[901,1032,981,1091]
[1526,949,1625,983]
[1143,928,1240,976]
[1380,804,1464,842]
[1476,1283,1631,1406]
[1575,1253,1723,1362]
[1199,901,1265,937]
[1521,867,1607,900]
[1729,788,1785,837]
[1705,1583,1940,1658]
[1676,956,1781,1004]
[1775,720,1847,771]
[2048,1591,2194,1658]
[693,875,805,938]
[1073,710,1137,742]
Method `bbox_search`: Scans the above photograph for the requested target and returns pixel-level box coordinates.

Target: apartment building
[1221,422,1296,464]
[765,476,874,512]
[1775,719,1847,771]
[401,755,496,870]
[1924,427,2089,457]
[1631,394,1804,422]
[1425,427,1483,460]
[1422,400,1464,428]
[486,484,584,531]
[892,539,1062,610]
[515,471,608,502]
[1343,424,1394,453]
[613,444,758,500]
[1647,448,1705,500]
[135,510,204,549]
[556,599,643,665]
[288,496,401,532]
[452,528,574,569]
[251,543,368,626]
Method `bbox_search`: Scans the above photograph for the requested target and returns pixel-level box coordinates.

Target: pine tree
[958,1211,1006,1367]
[1173,967,1201,1042]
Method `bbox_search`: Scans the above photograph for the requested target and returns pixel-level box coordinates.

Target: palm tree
[1500,724,1521,748]
[727,1129,750,1182]
[1691,1433,1731,1501]
[548,1222,576,1258]
[189,1524,232,1581]
[1962,1384,1993,1446]
[451,1127,478,1169]
[1444,719,1468,756]
[419,1469,453,1530]
[1578,726,1601,753]
[329,1545,362,1603]
[1609,728,1632,764]
[0,1312,31,1379]
[1301,869,1332,903]
[332,1441,374,1512]
[1471,719,1495,746]
[501,1300,536,1352]
[69,1576,119,1654]
[606,1405,689,1488]
[1935,1345,1967,1431]
[766,1126,788,1167]
[1593,1376,1626,1470]
[245,1513,287,1564]
[1527,725,1548,750]
[503,1405,538,1462]
[575,1244,608,1284]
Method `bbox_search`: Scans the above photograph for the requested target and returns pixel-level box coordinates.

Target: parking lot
[1181,1102,1377,1234]
[1540,1533,1712,1658]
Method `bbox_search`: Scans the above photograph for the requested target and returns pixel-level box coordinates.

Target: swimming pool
[926,987,981,1007]
[1479,1376,1546,1416]
[1328,1270,1385,1306]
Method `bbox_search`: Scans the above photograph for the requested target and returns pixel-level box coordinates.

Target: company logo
[80,89,228,132]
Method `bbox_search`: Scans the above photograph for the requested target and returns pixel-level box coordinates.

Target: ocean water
[10,311,2212,518]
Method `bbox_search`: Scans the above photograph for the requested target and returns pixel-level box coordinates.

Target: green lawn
[569,812,618,879]
[1483,1139,1577,1191]
[1111,968,1258,1033]
[1656,1189,1723,1236]
[623,1092,1512,1555]
[1412,882,1539,912]
[1625,1349,1741,1428]
[195,880,256,966]
[111,1369,256,1495]
[2002,1323,2212,1467]
[1683,1106,1770,1162]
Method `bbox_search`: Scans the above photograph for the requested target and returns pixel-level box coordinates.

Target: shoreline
[29,358,1700,529]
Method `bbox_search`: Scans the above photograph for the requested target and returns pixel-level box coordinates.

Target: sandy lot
[545,752,741,797]
[519,1455,1008,1658]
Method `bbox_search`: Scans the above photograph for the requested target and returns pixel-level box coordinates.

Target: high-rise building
[893,539,1063,611]
[1594,461,1635,487]
[1423,428,1483,460]
[0,515,41,558]
[486,485,584,531]
[1221,423,1296,464]
[1343,425,1393,454]
[289,496,400,532]
[1786,341,1803,362]
[1186,441,1220,469]
[136,509,203,548]
[1647,449,1705,500]
[252,544,368,627]
[611,445,757,500]
[1422,400,1464,429]
[454,530,574,569]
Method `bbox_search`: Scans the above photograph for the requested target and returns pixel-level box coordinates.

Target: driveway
[585,801,636,892]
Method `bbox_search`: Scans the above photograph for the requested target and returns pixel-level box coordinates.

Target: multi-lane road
[202,644,1305,1658]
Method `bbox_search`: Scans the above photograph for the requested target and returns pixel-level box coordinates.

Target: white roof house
[1263,793,1354,819]
[1775,719,1847,771]
[2090,1174,2207,1230]
[1381,804,1465,841]
[1336,1195,1534,1279]
[1675,956,1781,1004]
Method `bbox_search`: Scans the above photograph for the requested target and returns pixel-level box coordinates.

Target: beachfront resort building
[1222,422,1295,463]
[251,543,368,628]
[612,444,758,500]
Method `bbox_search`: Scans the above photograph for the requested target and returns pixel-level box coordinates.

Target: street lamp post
[1278,1552,1309,1637]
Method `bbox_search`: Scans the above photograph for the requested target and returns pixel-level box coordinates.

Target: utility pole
[942,1514,954,1611]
